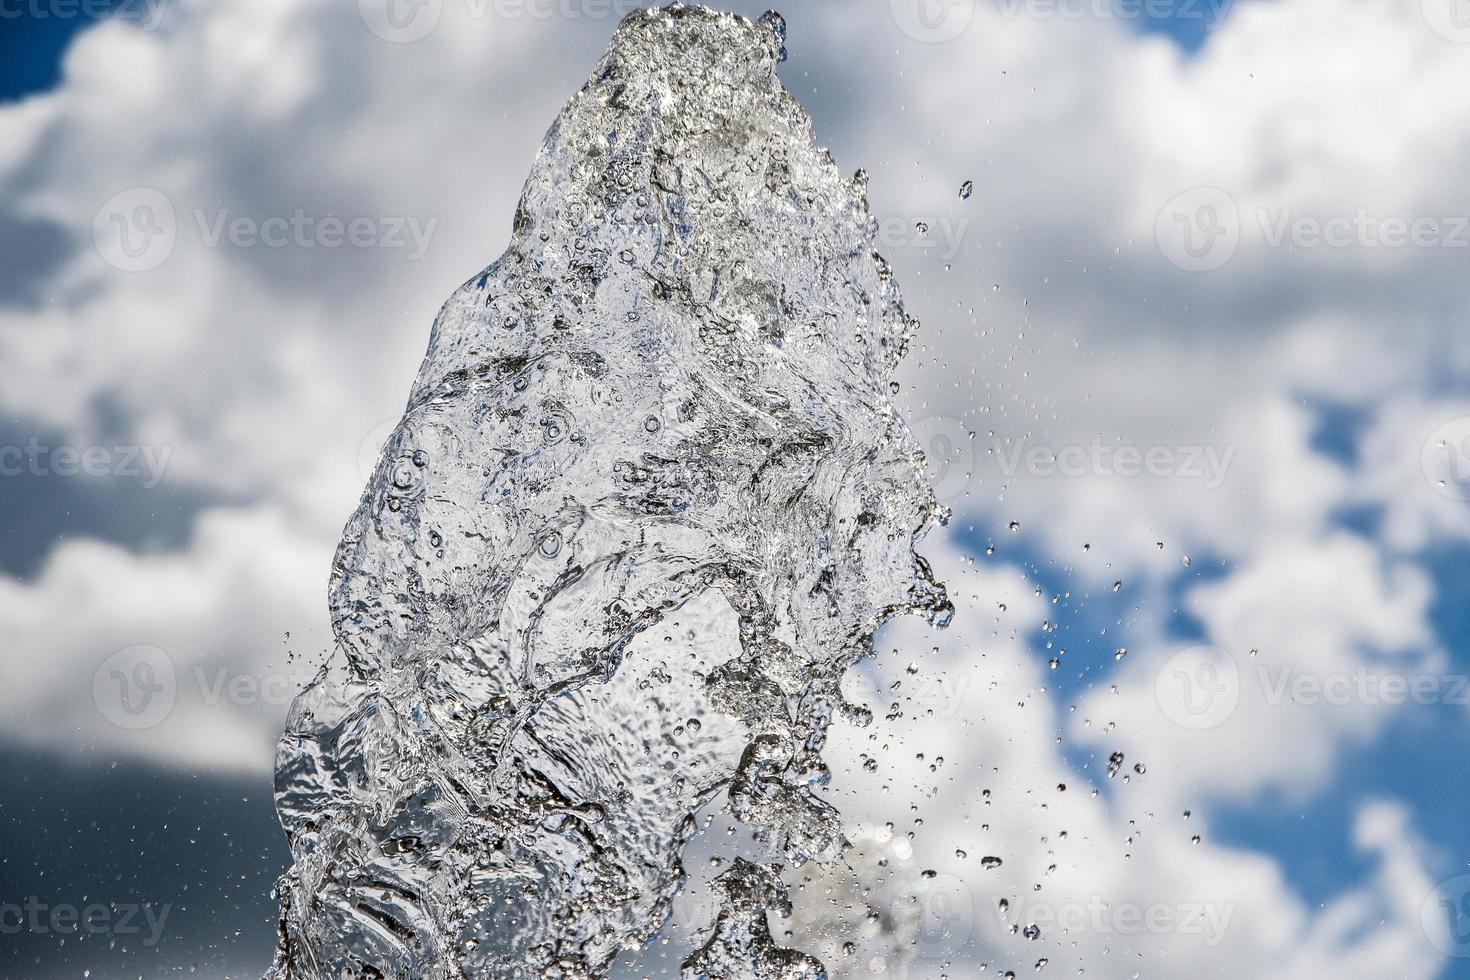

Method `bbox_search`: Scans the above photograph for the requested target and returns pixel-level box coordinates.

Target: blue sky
[2,0,1469,977]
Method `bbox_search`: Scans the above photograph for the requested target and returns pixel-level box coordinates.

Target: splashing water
[267,6,948,978]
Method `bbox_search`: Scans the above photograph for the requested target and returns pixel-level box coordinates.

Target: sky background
[1,0,1469,976]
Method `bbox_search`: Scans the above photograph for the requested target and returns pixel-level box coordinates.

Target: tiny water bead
[391,460,419,491]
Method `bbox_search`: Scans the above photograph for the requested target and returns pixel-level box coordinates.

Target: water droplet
[391,461,418,491]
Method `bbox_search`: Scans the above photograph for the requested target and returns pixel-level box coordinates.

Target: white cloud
[0,0,1465,972]
[1075,531,1440,809]
[0,505,330,773]
[799,541,1447,978]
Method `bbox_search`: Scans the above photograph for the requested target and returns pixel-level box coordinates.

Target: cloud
[0,0,1465,973]
[1076,530,1440,808]
[794,541,1447,978]
[0,505,330,773]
